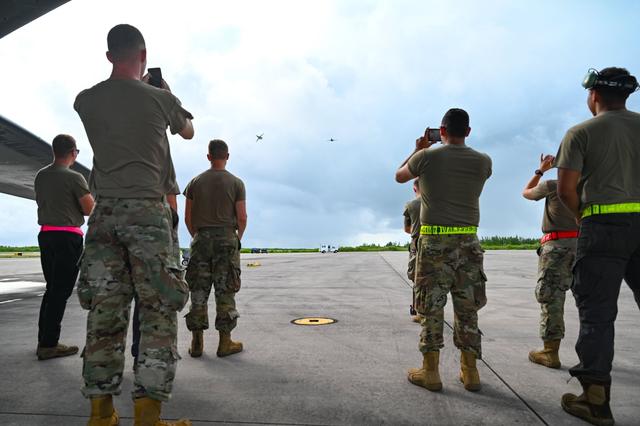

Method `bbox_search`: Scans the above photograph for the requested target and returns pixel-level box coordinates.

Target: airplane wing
[0,1,87,200]
[0,0,71,39]
[0,115,90,200]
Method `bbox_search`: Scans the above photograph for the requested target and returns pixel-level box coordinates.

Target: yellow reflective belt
[420,225,478,235]
[581,202,640,218]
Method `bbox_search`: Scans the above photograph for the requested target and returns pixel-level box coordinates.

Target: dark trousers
[38,231,83,347]
[569,213,640,383]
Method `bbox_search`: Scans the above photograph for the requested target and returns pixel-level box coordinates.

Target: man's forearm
[559,192,581,219]
[237,221,247,241]
[185,216,195,237]
[166,194,178,211]
[524,174,542,191]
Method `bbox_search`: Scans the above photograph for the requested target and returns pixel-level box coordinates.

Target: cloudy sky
[1,0,640,248]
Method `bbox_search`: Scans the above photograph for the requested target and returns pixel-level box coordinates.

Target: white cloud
[1,0,640,247]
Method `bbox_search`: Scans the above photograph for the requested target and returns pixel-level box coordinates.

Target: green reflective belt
[581,202,640,218]
[420,225,478,235]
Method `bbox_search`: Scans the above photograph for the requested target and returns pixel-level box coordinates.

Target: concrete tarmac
[0,252,638,425]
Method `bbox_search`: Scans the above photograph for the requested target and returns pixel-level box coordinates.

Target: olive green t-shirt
[163,154,180,196]
[34,164,90,227]
[184,169,246,231]
[528,180,579,233]
[403,198,421,240]
[555,109,640,210]
[74,79,193,198]
[407,144,492,227]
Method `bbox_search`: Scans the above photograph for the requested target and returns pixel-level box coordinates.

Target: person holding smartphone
[395,109,492,393]
[522,154,578,369]
[74,24,193,426]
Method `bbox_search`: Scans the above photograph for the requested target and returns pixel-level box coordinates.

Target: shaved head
[107,24,145,61]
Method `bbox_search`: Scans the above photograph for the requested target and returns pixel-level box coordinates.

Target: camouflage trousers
[78,197,188,402]
[407,238,418,282]
[185,227,241,333]
[415,234,487,358]
[536,239,577,341]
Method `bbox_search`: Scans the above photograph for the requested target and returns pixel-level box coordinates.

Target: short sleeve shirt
[527,180,579,233]
[184,169,246,231]
[34,164,90,226]
[403,198,421,240]
[407,144,492,227]
[555,110,640,210]
[74,79,193,198]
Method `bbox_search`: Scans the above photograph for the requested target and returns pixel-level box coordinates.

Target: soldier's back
[184,169,246,232]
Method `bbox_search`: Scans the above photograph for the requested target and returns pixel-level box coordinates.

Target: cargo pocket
[474,270,488,309]
[535,270,554,303]
[76,250,94,310]
[228,261,241,292]
[154,252,189,312]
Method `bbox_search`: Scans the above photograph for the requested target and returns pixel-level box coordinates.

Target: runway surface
[0,251,638,425]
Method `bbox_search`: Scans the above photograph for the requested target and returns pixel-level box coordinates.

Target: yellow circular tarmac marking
[291,317,337,326]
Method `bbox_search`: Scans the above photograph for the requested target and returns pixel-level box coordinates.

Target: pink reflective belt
[40,225,84,236]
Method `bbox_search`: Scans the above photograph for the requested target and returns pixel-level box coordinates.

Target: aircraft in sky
[328,138,336,142]
[256,133,264,142]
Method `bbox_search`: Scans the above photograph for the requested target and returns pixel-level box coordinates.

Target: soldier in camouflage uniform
[403,179,422,322]
[522,154,578,369]
[184,139,247,358]
[396,109,492,392]
[74,24,194,426]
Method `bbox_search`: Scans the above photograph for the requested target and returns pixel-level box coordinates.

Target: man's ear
[140,49,147,63]
[226,153,230,160]
[106,51,114,63]
[207,153,212,162]
[466,127,472,137]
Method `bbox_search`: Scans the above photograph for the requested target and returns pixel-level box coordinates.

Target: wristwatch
[534,169,544,176]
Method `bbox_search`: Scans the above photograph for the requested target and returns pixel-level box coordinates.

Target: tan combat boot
[217,331,243,357]
[459,351,481,391]
[133,397,191,426]
[36,343,79,360]
[407,351,442,391]
[561,380,614,426]
[87,395,119,426]
[528,339,561,369]
[188,331,203,358]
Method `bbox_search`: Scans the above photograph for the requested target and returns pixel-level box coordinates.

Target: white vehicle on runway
[319,244,339,253]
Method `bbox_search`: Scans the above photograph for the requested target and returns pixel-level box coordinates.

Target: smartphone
[426,127,441,142]
[148,67,162,88]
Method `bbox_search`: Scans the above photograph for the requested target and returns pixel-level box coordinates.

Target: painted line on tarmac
[0,298,22,304]
[0,412,332,426]
[377,252,550,426]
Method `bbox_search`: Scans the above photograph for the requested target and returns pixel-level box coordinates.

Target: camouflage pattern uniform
[407,239,418,281]
[184,227,241,333]
[414,234,487,358]
[78,198,188,402]
[536,239,577,341]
